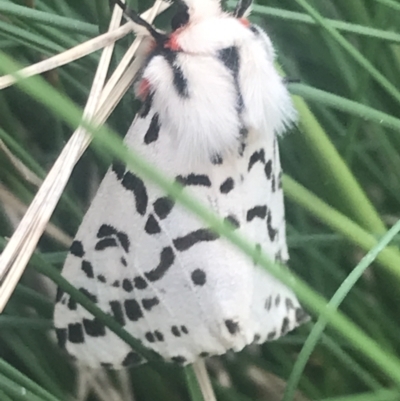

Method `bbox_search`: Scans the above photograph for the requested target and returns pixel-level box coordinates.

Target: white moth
[54,0,307,368]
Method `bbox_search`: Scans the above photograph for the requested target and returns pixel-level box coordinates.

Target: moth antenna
[234,0,253,18]
[113,0,167,44]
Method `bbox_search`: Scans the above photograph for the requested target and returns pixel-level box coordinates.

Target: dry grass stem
[0,139,42,187]
[0,183,73,247]
[193,360,217,401]
[0,1,170,311]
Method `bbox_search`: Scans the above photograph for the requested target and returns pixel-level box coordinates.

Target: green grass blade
[283,219,400,400]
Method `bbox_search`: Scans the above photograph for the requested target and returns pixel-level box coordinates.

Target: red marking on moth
[239,18,250,27]
[165,33,181,51]
[165,27,185,51]
[137,78,151,100]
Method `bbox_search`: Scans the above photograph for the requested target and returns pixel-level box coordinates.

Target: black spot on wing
[265,160,272,179]
[253,334,261,343]
[145,332,155,343]
[265,296,272,311]
[97,224,117,238]
[296,308,309,324]
[70,241,84,258]
[95,238,118,251]
[142,297,160,311]
[171,356,187,365]
[173,229,219,251]
[285,298,295,312]
[176,174,212,187]
[153,197,175,219]
[117,232,130,253]
[83,318,106,337]
[79,288,97,303]
[247,205,267,221]
[155,331,164,341]
[267,331,276,340]
[220,178,234,194]
[121,257,127,267]
[145,214,161,234]
[81,260,94,279]
[144,247,175,282]
[147,331,162,342]
[110,301,126,326]
[181,326,189,334]
[225,320,240,335]
[122,279,134,293]
[144,113,160,144]
[281,317,290,335]
[161,50,189,97]
[123,352,143,367]
[55,328,67,349]
[224,215,240,229]
[275,294,281,307]
[134,276,148,290]
[191,269,206,286]
[211,154,223,165]
[267,211,277,241]
[239,141,247,157]
[121,172,148,215]
[67,297,77,311]
[138,92,154,118]
[68,323,84,343]
[56,288,64,303]
[111,162,126,180]
[248,149,266,171]
[171,326,181,337]
[124,299,143,321]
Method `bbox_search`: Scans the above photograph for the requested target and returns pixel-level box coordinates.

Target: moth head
[175,0,221,23]
[171,0,253,28]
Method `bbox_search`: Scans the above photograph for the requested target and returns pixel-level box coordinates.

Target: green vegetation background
[1,0,400,400]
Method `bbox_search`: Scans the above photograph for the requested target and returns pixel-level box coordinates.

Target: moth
[54,0,308,368]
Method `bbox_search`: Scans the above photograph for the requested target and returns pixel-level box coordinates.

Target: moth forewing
[54,0,307,368]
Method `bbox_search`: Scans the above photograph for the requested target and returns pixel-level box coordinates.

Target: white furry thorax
[135,1,296,166]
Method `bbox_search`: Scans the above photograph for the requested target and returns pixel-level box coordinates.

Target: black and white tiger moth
[54,0,308,368]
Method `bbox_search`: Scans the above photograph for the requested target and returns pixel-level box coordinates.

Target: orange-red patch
[137,78,151,100]
[165,33,182,51]
[239,18,250,27]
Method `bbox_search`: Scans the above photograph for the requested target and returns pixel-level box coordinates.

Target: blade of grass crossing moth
[3,50,400,387]
[283,219,400,401]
